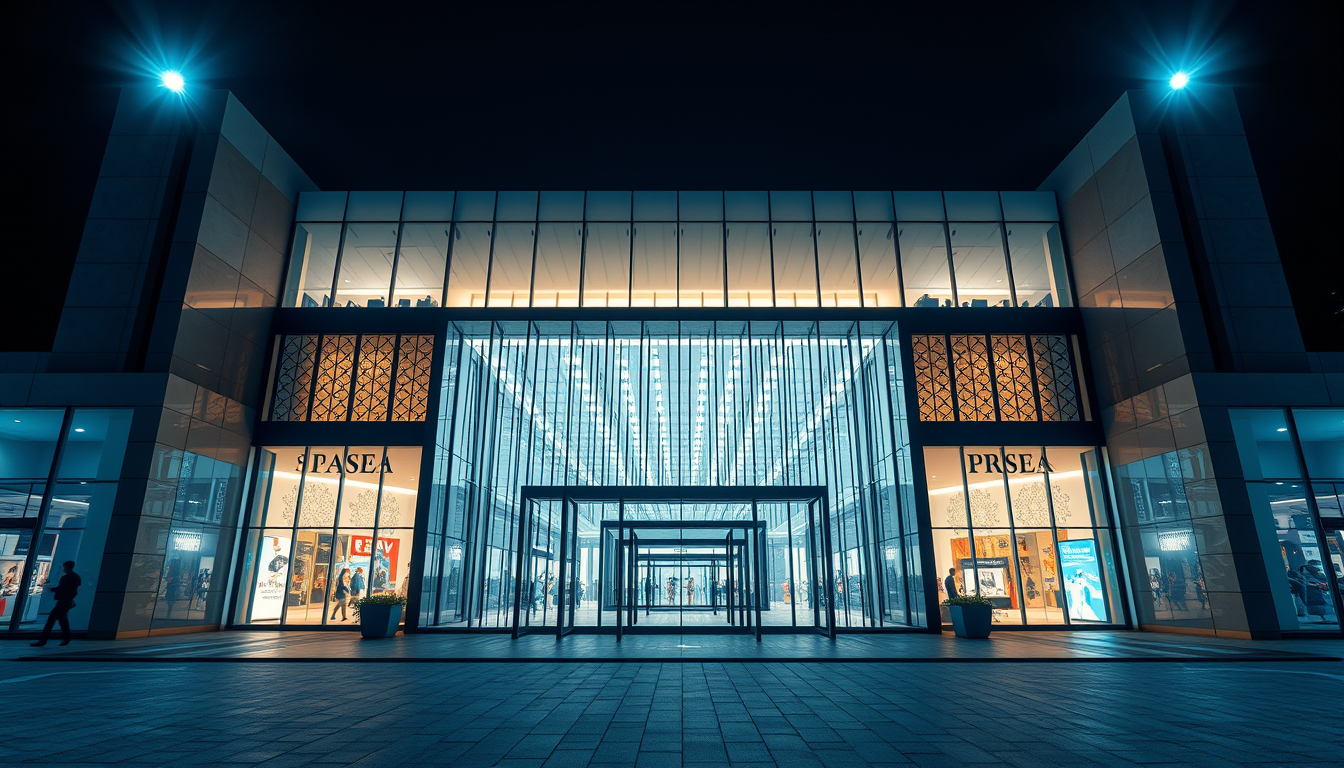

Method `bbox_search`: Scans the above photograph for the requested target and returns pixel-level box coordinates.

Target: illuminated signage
[964,452,1055,474]
[295,452,394,475]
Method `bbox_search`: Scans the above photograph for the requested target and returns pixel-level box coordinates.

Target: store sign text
[295,452,393,475]
[965,452,1054,474]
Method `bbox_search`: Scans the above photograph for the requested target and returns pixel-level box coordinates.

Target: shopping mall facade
[2,85,1340,641]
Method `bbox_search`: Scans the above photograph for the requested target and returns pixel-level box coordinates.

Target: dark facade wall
[1041,87,1339,639]
[8,88,316,637]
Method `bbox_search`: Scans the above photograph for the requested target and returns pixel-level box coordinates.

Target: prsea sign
[295,452,394,475]
[964,452,1054,475]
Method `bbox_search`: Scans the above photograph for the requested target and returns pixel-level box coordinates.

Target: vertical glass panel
[631,223,677,307]
[899,223,952,307]
[678,191,722,221]
[1045,447,1099,527]
[538,191,584,221]
[678,223,723,307]
[725,191,769,221]
[58,409,133,480]
[487,223,535,307]
[0,483,42,518]
[378,447,421,530]
[769,192,812,221]
[585,191,631,221]
[771,223,817,307]
[401,191,454,221]
[1007,223,1068,308]
[393,224,448,307]
[284,223,342,307]
[857,223,900,307]
[1,408,64,480]
[292,446,340,527]
[532,223,583,307]
[1229,409,1301,480]
[812,191,854,221]
[295,191,347,222]
[446,223,492,307]
[949,223,1009,308]
[1017,529,1064,624]
[333,447,388,528]
[816,223,858,307]
[345,192,402,221]
[853,192,895,222]
[963,447,1010,529]
[725,223,772,307]
[334,223,398,308]
[582,223,631,307]
[246,529,294,623]
[1314,484,1342,519]
[632,191,676,221]
[943,191,1001,222]
[1,530,34,624]
[1291,409,1344,478]
[453,192,496,221]
[254,447,303,527]
[892,192,944,221]
[280,528,332,625]
[925,448,966,527]
[331,528,376,608]
[495,191,538,221]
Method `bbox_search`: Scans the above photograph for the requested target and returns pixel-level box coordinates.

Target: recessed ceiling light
[1276,427,1287,432]
[75,428,85,433]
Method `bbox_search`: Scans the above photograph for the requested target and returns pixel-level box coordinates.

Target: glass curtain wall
[925,445,1124,626]
[284,191,1067,311]
[420,320,920,631]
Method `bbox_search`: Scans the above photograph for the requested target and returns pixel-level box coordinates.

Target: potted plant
[944,594,994,639]
[352,592,407,638]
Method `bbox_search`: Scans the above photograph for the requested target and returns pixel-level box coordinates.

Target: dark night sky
[9,1,1342,352]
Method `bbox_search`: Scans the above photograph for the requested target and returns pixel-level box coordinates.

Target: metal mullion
[998,197,1019,308]
[577,193,589,307]
[509,498,529,637]
[281,446,312,628]
[810,195,823,308]
[1283,410,1343,625]
[560,325,578,486]
[527,196,542,307]
[1024,335,1046,421]
[1040,444,1071,626]
[482,195,501,304]
[327,215,351,307]
[441,220,456,307]
[941,193,958,307]
[1075,449,1115,624]
[615,500,624,642]
[820,494,838,639]
[8,408,73,632]
[766,196,778,306]
[998,447,1028,627]
[343,334,364,422]
[387,219,404,306]
[806,500,820,630]
[958,447,977,602]
[786,502,797,627]
[984,334,1003,422]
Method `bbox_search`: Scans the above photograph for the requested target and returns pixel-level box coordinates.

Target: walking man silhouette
[32,561,80,647]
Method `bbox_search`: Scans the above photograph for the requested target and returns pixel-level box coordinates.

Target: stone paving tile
[1,659,1341,766]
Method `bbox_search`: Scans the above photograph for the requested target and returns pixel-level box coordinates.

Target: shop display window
[236,445,421,627]
[926,445,1121,627]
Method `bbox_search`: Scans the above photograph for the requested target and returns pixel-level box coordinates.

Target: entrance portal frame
[511,485,835,641]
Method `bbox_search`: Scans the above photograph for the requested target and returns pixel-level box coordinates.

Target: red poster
[351,535,401,592]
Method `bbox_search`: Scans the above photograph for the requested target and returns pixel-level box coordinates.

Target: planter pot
[950,604,992,639]
[358,604,403,639]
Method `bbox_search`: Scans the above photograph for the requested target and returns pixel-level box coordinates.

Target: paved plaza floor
[2,632,1340,767]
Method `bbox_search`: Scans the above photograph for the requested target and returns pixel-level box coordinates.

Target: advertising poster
[959,557,1010,598]
[350,536,401,593]
[251,535,291,622]
[1059,539,1107,622]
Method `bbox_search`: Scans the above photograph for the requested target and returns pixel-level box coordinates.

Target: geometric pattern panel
[352,334,397,422]
[950,334,995,422]
[270,334,318,422]
[991,334,1037,422]
[392,334,435,422]
[1032,334,1080,422]
[911,334,954,421]
[309,334,357,422]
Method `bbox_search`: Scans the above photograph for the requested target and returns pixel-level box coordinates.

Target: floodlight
[161,70,185,93]
[1169,72,1189,90]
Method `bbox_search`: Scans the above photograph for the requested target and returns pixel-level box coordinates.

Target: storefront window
[926,445,1121,627]
[235,445,421,626]
[1231,408,1343,631]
